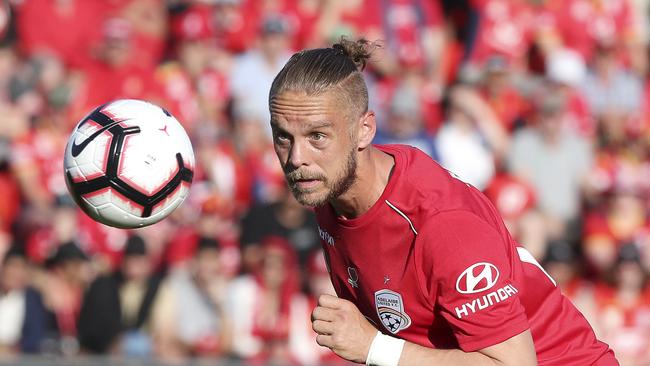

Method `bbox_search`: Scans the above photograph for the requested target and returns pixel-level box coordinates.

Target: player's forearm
[395,330,537,366]
[397,342,511,366]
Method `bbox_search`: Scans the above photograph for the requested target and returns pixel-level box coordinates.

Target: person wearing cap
[77,235,162,356]
[580,43,643,131]
[158,3,232,129]
[35,241,90,355]
[436,85,508,191]
[373,84,438,160]
[478,54,528,132]
[229,14,293,139]
[508,85,594,245]
[545,48,594,138]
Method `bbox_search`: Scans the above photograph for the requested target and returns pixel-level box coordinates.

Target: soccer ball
[63,99,195,229]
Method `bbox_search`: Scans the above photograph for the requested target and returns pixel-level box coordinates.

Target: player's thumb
[318,293,343,309]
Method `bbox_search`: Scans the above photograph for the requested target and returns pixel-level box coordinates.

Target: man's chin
[290,189,328,207]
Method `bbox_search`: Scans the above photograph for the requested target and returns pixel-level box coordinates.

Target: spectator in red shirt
[484,173,546,260]
[70,17,160,121]
[161,5,231,130]
[596,243,650,365]
[227,236,300,364]
[583,193,650,278]
[553,0,636,63]
[14,0,105,67]
[467,0,534,70]
[116,0,168,68]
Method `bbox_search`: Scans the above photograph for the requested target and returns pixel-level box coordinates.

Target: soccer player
[268,39,619,366]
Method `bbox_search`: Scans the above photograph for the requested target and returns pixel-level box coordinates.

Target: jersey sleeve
[415,210,529,351]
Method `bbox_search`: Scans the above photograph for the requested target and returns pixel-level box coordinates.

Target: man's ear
[357,111,376,150]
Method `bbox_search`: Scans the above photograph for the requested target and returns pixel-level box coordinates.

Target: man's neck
[330,147,395,219]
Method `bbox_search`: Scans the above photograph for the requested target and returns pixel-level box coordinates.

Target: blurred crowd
[0,0,650,365]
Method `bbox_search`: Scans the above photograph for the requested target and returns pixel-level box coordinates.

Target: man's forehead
[270,90,343,123]
[271,90,340,112]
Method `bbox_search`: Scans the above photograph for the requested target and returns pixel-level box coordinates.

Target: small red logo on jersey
[456,263,500,294]
[159,125,169,136]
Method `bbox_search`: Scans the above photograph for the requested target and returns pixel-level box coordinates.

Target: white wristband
[366,331,405,366]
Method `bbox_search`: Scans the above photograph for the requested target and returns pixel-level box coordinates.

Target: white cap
[546,48,586,87]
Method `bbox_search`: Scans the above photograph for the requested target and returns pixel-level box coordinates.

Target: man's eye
[273,132,290,144]
[311,133,326,141]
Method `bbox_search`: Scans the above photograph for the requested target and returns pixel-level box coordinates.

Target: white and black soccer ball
[63,99,195,229]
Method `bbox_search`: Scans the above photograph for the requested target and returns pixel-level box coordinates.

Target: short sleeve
[415,210,529,351]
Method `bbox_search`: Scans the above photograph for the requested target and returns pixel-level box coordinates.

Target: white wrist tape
[366,331,405,366]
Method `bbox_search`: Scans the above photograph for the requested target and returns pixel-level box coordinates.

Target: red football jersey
[315,144,618,365]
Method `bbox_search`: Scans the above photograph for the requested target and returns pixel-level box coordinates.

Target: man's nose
[288,140,308,168]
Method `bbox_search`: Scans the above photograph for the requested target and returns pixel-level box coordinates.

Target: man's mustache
[284,169,326,182]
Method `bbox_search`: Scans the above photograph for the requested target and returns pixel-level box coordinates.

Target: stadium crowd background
[0,0,650,365]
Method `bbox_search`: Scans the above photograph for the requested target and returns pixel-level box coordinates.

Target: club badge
[374,289,411,334]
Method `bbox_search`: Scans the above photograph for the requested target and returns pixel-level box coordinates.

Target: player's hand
[311,294,378,364]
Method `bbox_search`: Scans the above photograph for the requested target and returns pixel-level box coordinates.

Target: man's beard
[285,148,357,207]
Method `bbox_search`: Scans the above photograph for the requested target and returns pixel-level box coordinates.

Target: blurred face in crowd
[58,259,90,286]
[1,256,28,292]
[271,89,359,207]
[0,47,16,84]
[178,40,209,77]
[615,260,646,292]
[594,47,617,77]
[122,255,152,283]
[545,260,576,288]
[102,34,131,67]
[37,55,65,93]
[387,111,422,139]
[194,248,221,285]
[584,239,617,275]
[53,206,76,244]
[448,103,473,130]
[608,194,645,238]
[599,111,627,146]
[484,69,509,96]
[537,110,564,141]
[260,31,289,60]
[262,246,288,290]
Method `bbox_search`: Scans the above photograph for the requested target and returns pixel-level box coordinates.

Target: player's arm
[312,294,537,366]
[400,329,536,366]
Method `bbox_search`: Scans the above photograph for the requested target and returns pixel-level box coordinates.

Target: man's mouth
[292,178,320,189]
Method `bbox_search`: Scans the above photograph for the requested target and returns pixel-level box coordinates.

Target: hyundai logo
[456,262,500,294]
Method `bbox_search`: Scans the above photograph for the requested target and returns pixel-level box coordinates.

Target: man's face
[270,90,358,207]
[195,248,221,283]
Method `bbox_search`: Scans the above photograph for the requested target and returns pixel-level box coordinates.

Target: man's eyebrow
[305,121,333,129]
[270,120,284,130]
[271,120,333,130]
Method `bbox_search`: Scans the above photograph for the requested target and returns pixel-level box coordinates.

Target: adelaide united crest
[374,289,411,334]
